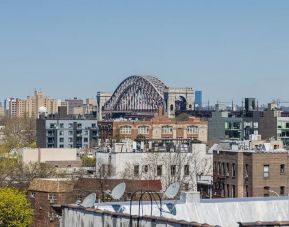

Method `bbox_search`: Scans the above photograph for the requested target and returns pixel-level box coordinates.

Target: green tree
[0,187,33,227]
[81,155,96,167]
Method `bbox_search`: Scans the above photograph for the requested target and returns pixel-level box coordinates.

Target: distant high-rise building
[195,91,202,108]
[65,98,83,115]
[245,98,256,112]
[8,90,58,118]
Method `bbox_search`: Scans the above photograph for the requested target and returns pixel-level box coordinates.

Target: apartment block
[36,108,98,148]
[213,140,288,198]
[208,99,260,145]
[111,115,208,143]
[28,178,74,227]
[259,102,289,145]
[8,90,58,118]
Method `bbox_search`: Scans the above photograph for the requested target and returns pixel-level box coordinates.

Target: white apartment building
[95,139,212,194]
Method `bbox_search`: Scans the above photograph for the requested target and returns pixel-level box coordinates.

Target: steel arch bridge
[103,75,168,113]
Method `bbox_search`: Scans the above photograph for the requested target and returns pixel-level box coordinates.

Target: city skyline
[1,1,289,103]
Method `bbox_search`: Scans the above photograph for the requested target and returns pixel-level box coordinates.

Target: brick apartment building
[99,115,208,143]
[213,140,289,198]
[28,178,162,227]
[28,178,75,227]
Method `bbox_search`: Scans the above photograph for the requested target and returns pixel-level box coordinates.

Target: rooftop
[94,192,289,227]
[28,178,74,193]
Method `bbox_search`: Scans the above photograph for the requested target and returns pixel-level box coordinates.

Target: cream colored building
[9,90,58,118]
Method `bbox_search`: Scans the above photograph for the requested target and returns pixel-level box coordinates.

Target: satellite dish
[81,193,96,208]
[105,182,126,200]
[164,182,180,199]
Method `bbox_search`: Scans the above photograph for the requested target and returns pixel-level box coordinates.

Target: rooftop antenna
[80,193,96,208]
[105,182,126,200]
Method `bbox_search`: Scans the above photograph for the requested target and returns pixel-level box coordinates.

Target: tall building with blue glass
[195,91,202,107]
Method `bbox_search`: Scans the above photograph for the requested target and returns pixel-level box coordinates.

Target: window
[84,138,88,143]
[246,185,249,197]
[92,123,96,128]
[170,104,174,111]
[171,165,176,176]
[157,165,162,176]
[184,183,189,191]
[184,165,190,176]
[68,123,73,128]
[59,131,64,136]
[264,186,270,197]
[77,123,82,128]
[68,131,73,135]
[59,145,64,148]
[59,123,64,128]
[232,185,236,198]
[120,126,132,134]
[226,163,230,176]
[138,126,149,135]
[264,165,269,178]
[69,138,73,142]
[59,138,64,143]
[245,164,249,177]
[161,126,173,134]
[143,165,149,173]
[30,192,36,199]
[253,122,258,128]
[187,126,199,134]
[83,130,88,135]
[134,165,139,176]
[50,123,56,129]
[48,193,57,201]
[222,163,225,176]
[280,164,285,175]
[227,184,230,197]
[280,186,285,196]
[232,163,236,178]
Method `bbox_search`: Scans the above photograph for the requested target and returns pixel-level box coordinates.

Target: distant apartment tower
[208,107,244,145]
[8,90,58,118]
[208,99,260,145]
[259,102,289,145]
[195,91,202,108]
[96,92,112,120]
[36,107,98,148]
[213,140,288,198]
[65,98,84,115]
[245,98,256,112]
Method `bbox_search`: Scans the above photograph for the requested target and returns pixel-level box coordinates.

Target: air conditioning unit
[48,212,55,221]
[49,199,56,204]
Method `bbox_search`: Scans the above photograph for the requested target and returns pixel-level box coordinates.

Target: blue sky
[1,1,289,105]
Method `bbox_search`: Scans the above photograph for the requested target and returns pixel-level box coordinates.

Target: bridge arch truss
[103,75,167,113]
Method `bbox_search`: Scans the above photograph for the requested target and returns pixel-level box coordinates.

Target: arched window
[162,125,173,134]
[187,126,199,134]
[138,126,149,134]
[170,104,174,111]
[119,126,132,134]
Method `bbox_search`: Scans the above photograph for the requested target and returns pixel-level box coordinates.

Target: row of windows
[59,130,89,136]
[58,137,89,143]
[214,162,286,179]
[264,186,285,196]
[49,123,96,129]
[133,164,190,177]
[119,125,199,135]
[263,164,285,178]
[214,162,236,178]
